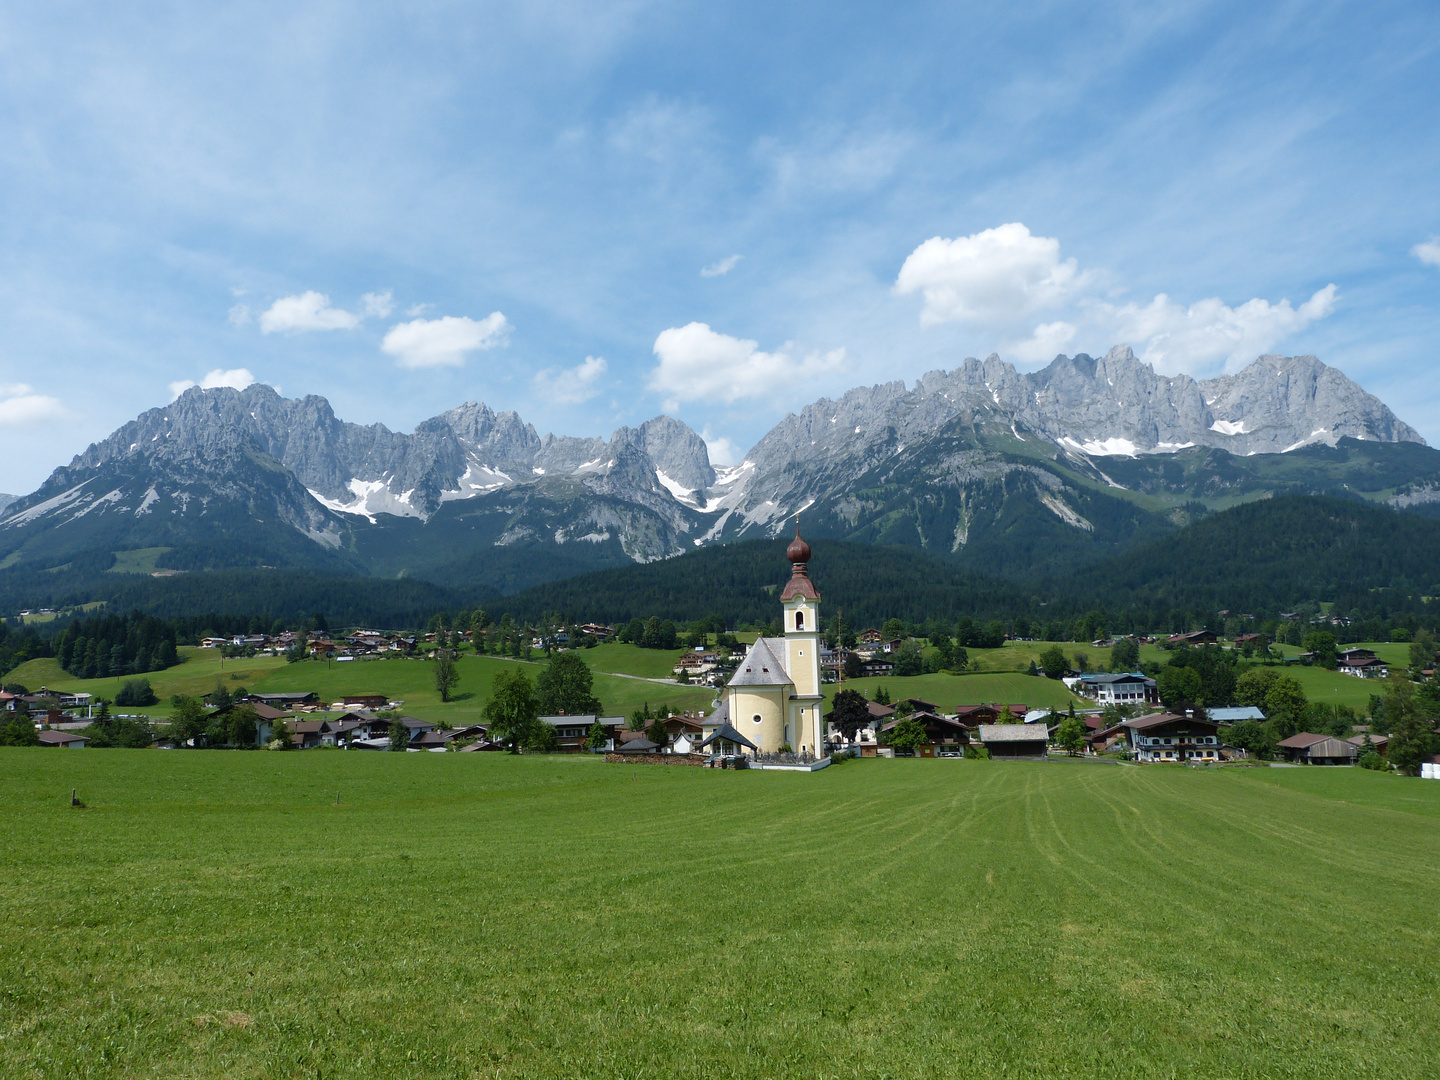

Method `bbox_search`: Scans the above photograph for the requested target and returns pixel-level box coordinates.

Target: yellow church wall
[729,687,787,752]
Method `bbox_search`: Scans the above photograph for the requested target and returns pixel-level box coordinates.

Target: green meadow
[4,637,1403,727]
[7,647,717,725]
[3,751,1437,1079]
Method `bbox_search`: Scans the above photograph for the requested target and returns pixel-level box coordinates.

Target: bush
[87,716,154,748]
[963,744,989,760]
[0,716,39,746]
[115,679,158,707]
[1359,751,1390,771]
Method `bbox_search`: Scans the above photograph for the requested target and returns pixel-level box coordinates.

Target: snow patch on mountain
[308,479,426,524]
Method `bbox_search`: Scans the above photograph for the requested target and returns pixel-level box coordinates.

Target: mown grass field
[2,752,1437,1079]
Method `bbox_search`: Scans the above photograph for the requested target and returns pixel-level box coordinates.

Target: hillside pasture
[5,648,288,714]
[825,671,1083,711]
[4,648,716,724]
[1,751,1437,1079]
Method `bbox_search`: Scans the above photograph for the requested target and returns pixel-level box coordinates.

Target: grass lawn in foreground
[2,751,1436,1079]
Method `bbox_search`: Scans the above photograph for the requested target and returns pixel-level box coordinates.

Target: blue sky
[1,0,1438,492]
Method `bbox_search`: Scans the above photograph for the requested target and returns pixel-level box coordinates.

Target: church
[707,528,826,756]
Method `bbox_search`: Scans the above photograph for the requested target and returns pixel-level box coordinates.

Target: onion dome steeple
[779,521,820,601]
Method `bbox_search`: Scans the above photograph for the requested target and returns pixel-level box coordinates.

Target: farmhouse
[1336,650,1389,678]
[538,714,626,752]
[1117,712,1222,763]
[879,711,970,756]
[1167,631,1218,646]
[714,528,826,756]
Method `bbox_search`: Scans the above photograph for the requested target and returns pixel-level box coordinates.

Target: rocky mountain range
[2,347,1436,600]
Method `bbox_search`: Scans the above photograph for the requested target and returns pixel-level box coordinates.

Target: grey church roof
[727,637,792,688]
[704,699,730,727]
[699,723,758,752]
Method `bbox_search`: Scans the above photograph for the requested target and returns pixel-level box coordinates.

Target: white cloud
[259,291,362,333]
[405,302,434,316]
[227,303,251,326]
[895,223,1086,328]
[1006,320,1079,365]
[169,368,257,399]
[361,291,394,318]
[0,383,67,426]
[381,313,511,368]
[898,222,1339,374]
[1091,285,1338,373]
[649,322,847,405]
[701,254,742,278]
[1414,238,1440,268]
[533,355,607,404]
[700,425,742,466]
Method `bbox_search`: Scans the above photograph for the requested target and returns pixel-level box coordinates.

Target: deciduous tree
[433,651,461,702]
[887,716,927,755]
[1055,715,1086,756]
[484,667,539,753]
[1038,645,1068,680]
[827,689,871,745]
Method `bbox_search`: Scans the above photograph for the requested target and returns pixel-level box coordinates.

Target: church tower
[780,526,825,752]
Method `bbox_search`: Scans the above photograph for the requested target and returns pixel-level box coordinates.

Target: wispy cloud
[169,368,257,399]
[701,254,742,278]
[533,355,608,404]
[0,383,68,426]
[649,323,846,408]
[1088,286,1338,374]
[381,313,511,368]
[361,290,394,318]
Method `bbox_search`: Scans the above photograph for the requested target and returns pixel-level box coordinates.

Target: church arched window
[795,611,804,630]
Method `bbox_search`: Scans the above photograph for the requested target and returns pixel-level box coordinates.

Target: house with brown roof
[1277,733,1359,765]
[37,729,88,748]
[879,711,970,756]
[1337,651,1389,678]
[1166,630,1218,646]
[1117,711,1223,763]
[1345,732,1388,756]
